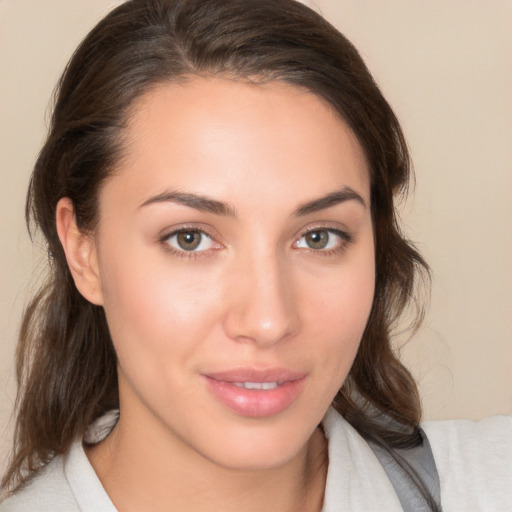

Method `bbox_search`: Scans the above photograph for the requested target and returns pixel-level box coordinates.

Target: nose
[222,251,300,348]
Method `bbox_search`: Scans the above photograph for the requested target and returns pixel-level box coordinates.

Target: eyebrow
[293,187,366,216]
[139,186,365,217]
[139,190,237,217]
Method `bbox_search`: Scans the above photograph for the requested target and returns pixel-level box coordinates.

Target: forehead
[106,77,370,213]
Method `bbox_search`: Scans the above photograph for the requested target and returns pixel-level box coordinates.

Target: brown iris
[304,230,329,249]
[176,230,202,251]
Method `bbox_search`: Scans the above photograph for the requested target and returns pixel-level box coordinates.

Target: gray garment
[367,428,441,512]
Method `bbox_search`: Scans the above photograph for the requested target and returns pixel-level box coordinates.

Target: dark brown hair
[3,0,430,501]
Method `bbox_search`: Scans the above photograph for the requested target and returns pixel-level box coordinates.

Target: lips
[202,368,307,418]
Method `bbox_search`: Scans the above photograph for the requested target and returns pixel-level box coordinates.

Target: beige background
[1,0,511,474]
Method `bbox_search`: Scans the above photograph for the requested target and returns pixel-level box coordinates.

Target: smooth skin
[56,77,375,512]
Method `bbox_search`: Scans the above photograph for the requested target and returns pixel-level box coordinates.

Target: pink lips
[202,368,306,418]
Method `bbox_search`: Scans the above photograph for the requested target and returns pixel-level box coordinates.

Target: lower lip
[203,377,306,418]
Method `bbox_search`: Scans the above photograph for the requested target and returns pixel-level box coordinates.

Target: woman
[1,0,510,510]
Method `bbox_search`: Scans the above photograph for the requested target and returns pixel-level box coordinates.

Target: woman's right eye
[163,229,216,253]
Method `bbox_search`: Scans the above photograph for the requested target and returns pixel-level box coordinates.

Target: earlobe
[55,198,104,306]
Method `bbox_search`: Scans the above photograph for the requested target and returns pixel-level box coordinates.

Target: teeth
[233,382,279,390]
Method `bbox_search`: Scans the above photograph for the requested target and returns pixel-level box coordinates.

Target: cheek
[97,245,225,366]
[303,246,375,372]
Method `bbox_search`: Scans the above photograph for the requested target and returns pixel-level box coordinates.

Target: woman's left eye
[163,229,215,253]
[294,228,348,251]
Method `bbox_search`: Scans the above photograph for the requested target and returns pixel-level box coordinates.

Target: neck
[86,408,328,512]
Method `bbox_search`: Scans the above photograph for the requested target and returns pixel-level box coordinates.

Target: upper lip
[204,368,307,383]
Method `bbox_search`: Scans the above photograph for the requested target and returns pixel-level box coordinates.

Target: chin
[185,406,322,472]
[204,433,311,472]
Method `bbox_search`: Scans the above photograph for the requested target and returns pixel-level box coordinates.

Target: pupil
[306,230,328,249]
[177,231,201,250]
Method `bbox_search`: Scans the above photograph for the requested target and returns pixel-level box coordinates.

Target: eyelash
[158,226,353,259]
[159,226,220,260]
[295,227,353,257]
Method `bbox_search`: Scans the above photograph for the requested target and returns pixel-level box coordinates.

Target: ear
[55,197,104,306]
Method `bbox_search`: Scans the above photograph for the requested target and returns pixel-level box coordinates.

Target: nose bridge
[223,245,299,346]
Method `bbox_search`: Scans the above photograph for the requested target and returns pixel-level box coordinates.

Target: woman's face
[92,78,375,469]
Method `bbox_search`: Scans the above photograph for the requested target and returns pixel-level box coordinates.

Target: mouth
[202,368,307,418]
[232,381,281,390]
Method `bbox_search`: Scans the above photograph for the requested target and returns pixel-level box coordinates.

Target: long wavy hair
[3,0,430,502]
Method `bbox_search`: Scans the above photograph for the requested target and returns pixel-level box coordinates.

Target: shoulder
[322,408,404,511]
[422,415,512,510]
[1,412,118,512]
[0,456,79,512]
